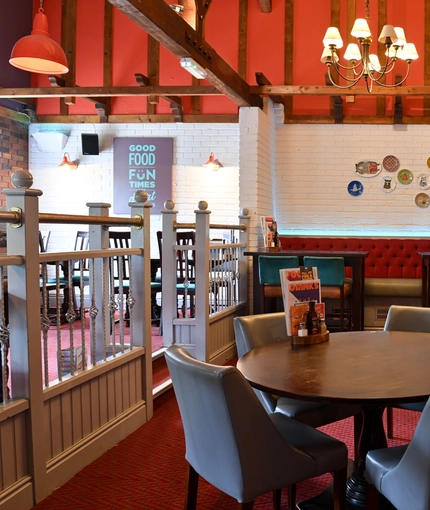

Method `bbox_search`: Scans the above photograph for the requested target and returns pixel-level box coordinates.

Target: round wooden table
[237,330,430,509]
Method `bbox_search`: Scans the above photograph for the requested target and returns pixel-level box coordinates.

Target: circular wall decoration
[382,155,400,172]
[416,173,430,190]
[415,193,430,208]
[427,157,430,169]
[347,180,364,196]
[380,176,396,193]
[355,160,381,177]
[397,169,413,185]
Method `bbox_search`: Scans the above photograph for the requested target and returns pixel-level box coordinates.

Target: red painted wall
[31,0,427,118]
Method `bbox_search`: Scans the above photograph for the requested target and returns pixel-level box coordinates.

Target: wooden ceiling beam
[0,86,221,99]
[48,76,107,106]
[256,72,283,104]
[107,0,261,108]
[259,0,272,13]
[250,85,430,96]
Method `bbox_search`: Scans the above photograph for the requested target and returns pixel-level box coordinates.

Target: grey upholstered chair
[366,396,430,510]
[234,313,362,461]
[165,345,348,510]
[384,305,429,439]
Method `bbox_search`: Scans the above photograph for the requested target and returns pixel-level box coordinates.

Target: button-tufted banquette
[279,237,430,298]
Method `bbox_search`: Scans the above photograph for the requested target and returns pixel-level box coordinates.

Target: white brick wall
[29,123,240,257]
[276,123,430,237]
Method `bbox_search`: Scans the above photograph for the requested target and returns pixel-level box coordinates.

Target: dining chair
[165,344,348,510]
[303,256,352,331]
[366,396,430,510]
[109,231,132,325]
[70,231,90,316]
[258,255,299,312]
[383,305,430,440]
[157,230,195,318]
[234,313,362,462]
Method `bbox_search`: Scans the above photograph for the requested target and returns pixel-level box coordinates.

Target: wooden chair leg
[273,488,281,510]
[386,406,394,439]
[353,412,363,463]
[332,467,347,510]
[288,484,296,510]
[366,482,380,510]
[185,463,199,510]
[339,286,345,332]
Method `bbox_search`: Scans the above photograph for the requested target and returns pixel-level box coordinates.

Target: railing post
[129,191,153,419]
[161,200,178,347]
[87,202,110,363]
[238,208,250,304]
[3,184,49,501]
[194,201,211,361]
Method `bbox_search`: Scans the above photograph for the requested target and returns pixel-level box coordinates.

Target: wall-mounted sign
[113,137,173,214]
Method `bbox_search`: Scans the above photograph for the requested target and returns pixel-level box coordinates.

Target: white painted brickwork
[29,123,240,257]
[276,123,430,237]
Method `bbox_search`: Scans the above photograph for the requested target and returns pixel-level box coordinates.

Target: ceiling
[3,0,430,125]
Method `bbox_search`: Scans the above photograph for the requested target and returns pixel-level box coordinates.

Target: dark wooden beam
[61,0,78,114]
[259,0,272,13]
[324,74,343,123]
[37,114,239,123]
[394,75,403,124]
[425,0,430,113]
[250,85,430,96]
[106,0,261,108]
[0,86,221,99]
[48,76,107,106]
[195,0,212,21]
[102,0,113,121]
[377,0,387,116]
[255,73,283,104]
[238,0,248,80]
[284,0,294,117]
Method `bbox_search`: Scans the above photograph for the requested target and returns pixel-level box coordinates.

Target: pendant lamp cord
[40,0,44,9]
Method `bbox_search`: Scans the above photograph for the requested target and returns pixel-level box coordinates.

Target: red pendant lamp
[9,4,69,75]
[203,152,223,171]
[59,153,79,171]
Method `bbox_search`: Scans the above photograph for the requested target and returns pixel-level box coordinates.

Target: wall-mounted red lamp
[9,2,69,75]
[203,152,223,171]
[59,153,79,171]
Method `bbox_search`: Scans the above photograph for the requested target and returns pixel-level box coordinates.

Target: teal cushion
[258,256,299,285]
[303,256,345,286]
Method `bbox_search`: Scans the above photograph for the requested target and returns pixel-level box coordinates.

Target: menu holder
[291,331,329,346]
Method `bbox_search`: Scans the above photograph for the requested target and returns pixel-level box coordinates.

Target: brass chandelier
[321,0,418,91]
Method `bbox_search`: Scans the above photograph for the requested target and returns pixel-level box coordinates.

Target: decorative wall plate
[382,155,400,172]
[427,157,430,169]
[347,180,364,196]
[380,176,396,193]
[415,193,430,208]
[397,169,413,185]
[416,173,430,190]
[355,160,381,177]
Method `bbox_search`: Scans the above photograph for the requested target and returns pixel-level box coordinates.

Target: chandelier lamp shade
[9,6,69,75]
[321,3,418,91]
[59,153,79,171]
[203,152,223,171]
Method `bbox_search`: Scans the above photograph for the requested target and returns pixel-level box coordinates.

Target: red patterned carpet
[32,389,419,510]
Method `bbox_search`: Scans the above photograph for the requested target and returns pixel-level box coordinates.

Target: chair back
[234,313,287,412]
[72,231,90,272]
[156,230,195,283]
[384,305,430,332]
[39,230,51,252]
[164,345,310,503]
[258,255,299,284]
[380,397,430,509]
[303,256,345,286]
[109,231,131,282]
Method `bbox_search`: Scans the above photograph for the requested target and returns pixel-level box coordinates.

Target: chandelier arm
[372,64,411,88]
[328,63,365,84]
[326,66,361,89]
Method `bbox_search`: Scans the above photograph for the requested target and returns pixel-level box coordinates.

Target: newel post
[160,200,178,346]
[238,208,250,304]
[194,201,211,361]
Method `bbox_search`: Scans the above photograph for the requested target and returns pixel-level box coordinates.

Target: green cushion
[258,256,299,285]
[303,256,345,286]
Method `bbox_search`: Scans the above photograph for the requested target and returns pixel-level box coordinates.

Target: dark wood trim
[238,0,248,80]
[36,114,239,123]
[259,0,272,13]
[107,0,261,108]
[148,36,160,112]
[256,73,283,104]
[284,0,294,118]
[61,0,78,114]
[377,0,387,116]
[425,0,430,112]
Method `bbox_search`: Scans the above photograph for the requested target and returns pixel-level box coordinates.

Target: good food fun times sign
[113,137,173,214]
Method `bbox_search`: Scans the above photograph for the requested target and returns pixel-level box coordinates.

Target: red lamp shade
[203,152,223,171]
[9,8,69,75]
[59,153,79,171]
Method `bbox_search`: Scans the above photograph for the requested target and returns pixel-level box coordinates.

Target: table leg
[298,405,394,510]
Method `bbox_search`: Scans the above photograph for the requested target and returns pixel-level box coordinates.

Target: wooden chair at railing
[70,231,90,317]
[157,230,195,318]
[109,231,131,326]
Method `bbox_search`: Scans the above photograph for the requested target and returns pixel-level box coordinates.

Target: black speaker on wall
[81,134,99,155]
